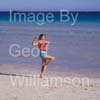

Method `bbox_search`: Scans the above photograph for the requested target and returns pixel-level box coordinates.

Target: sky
[0,0,100,11]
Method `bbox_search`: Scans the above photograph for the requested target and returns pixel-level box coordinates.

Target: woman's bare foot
[40,74,47,80]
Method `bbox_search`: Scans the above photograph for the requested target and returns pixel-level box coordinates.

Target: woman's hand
[34,36,38,40]
[45,41,51,44]
[32,36,38,46]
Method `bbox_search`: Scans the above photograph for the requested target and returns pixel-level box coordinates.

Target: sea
[0,11,100,77]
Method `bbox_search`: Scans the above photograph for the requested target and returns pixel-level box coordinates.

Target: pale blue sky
[0,0,100,11]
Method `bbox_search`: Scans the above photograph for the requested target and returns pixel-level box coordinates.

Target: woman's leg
[40,55,55,79]
[44,55,55,66]
[40,58,46,79]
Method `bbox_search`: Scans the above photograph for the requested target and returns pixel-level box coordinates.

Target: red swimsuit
[38,42,47,52]
[38,42,47,58]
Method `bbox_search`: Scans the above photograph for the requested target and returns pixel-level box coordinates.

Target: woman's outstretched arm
[45,41,51,44]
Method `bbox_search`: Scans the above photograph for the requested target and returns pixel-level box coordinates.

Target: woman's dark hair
[38,34,46,40]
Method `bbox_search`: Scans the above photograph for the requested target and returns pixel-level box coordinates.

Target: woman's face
[41,35,46,41]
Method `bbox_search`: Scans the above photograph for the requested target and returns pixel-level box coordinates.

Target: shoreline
[0,63,100,78]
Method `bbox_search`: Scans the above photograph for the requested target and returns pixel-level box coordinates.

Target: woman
[32,34,55,79]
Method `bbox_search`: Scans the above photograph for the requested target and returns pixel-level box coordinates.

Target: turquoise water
[0,11,100,24]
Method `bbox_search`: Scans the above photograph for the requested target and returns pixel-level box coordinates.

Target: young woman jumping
[32,34,55,79]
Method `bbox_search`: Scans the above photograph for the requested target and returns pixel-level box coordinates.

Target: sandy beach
[0,64,100,100]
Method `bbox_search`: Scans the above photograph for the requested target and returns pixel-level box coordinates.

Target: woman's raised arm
[32,36,38,46]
